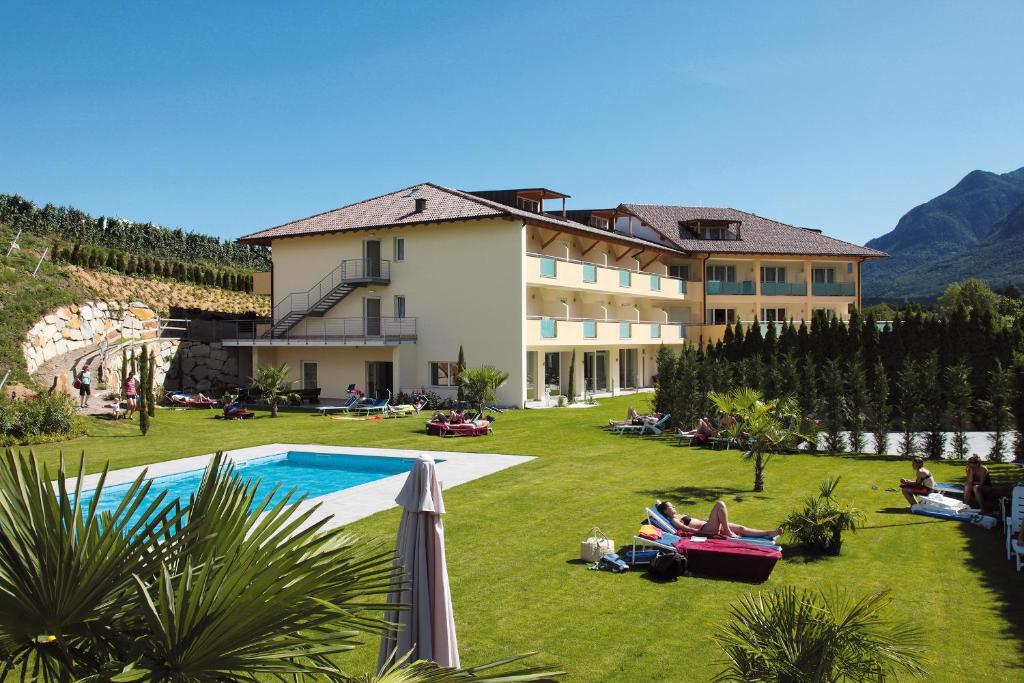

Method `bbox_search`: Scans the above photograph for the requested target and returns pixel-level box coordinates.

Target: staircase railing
[272,258,392,323]
[221,317,417,344]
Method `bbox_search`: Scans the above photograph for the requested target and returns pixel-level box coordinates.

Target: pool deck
[63,444,534,528]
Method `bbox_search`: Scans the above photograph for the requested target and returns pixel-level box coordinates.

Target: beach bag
[73,378,82,390]
[580,527,614,562]
[648,551,686,580]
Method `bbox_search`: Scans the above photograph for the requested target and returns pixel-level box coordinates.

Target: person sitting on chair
[964,454,993,511]
[655,500,782,539]
[900,456,935,505]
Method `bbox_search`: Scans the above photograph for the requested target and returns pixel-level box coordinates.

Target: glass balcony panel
[679,279,687,294]
[619,270,631,288]
[706,281,753,295]
[650,275,661,291]
[583,320,597,338]
[539,257,557,278]
[619,322,632,339]
[541,318,557,338]
[761,281,808,296]
[650,323,661,338]
[582,264,597,283]
[812,282,855,296]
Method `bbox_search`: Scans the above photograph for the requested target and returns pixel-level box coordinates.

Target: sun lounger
[316,395,361,415]
[631,525,782,582]
[166,392,218,408]
[932,482,965,495]
[425,419,491,437]
[352,397,390,415]
[910,504,997,527]
[610,413,671,436]
[645,504,781,548]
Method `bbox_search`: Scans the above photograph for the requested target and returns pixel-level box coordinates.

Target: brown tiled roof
[238,182,680,253]
[620,204,887,258]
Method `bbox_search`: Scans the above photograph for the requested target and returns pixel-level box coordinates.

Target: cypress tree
[798,356,818,420]
[919,353,946,459]
[820,359,846,454]
[654,345,678,420]
[732,323,746,361]
[945,363,972,460]
[456,345,467,404]
[147,350,157,418]
[870,359,890,456]
[722,322,735,357]
[897,359,921,458]
[567,348,576,404]
[674,346,703,428]
[744,317,764,358]
[762,318,778,359]
[1013,353,1024,460]
[846,354,868,454]
[139,349,150,436]
[983,362,1015,462]
[119,350,128,394]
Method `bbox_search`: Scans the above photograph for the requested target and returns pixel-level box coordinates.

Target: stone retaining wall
[22,300,159,375]
[101,340,245,394]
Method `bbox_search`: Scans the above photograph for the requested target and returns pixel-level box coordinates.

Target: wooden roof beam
[579,239,600,257]
[540,230,563,249]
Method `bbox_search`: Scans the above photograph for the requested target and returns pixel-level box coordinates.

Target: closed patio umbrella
[377,455,459,670]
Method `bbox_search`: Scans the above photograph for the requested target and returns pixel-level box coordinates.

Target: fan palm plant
[783,477,865,556]
[249,363,299,417]
[709,388,812,492]
[713,588,927,682]
[0,449,562,682]
[457,366,509,414]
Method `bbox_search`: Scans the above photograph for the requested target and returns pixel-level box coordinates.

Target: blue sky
[2,1,1022,245]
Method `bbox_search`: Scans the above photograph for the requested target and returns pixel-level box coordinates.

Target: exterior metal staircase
[266,258,390,337]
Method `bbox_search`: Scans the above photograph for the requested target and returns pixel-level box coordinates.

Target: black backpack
[648,551,686,581]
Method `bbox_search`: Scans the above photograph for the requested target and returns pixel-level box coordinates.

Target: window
[761,307,786,322]
[683,222,740,240]
[429,361,460,387]
[668,264,689,280]
[707,309,736,325]
[394,237,405,262]
[589,215,610,230]
[706,265,736,282]
[516,196,541,213]
[760,266,786,283]
[394,295,405,319]
[813,267,836,284]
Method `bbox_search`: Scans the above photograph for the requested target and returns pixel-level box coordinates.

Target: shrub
[0,393,77,445]
[783,477,864,556]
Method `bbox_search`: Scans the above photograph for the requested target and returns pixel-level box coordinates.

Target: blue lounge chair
[610,413,672,436]
[645,504,781,549]
[352,393,390,415]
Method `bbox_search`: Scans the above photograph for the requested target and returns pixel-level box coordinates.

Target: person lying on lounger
[655,500,782,539]
[608,406,640,427]
[900,456,935,505]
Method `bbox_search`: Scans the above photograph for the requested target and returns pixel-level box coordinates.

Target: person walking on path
[77,365,92,409]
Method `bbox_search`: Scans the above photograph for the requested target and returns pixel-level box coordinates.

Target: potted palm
[784,477,865,555]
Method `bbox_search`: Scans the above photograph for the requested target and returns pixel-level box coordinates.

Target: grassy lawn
[20,396,1023,681]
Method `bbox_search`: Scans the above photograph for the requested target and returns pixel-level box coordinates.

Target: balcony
[761,282,808,296]
[526,253,687,300]
[218,316,417,346]
[526,317,686,346]
[706,280,755,295]
[812,282,856,297]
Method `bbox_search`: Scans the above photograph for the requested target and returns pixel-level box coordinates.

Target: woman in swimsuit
[964,454,992,510]
[656,501,782,539]
[900,456,935,505]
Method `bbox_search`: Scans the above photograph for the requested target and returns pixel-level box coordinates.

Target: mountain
[862,166,1024,299]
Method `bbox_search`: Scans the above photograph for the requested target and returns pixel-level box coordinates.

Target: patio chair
[610,413,671,436]
[644,504,781,548]
[316,394,361,415]
[1003,485,1024,567]
[352,392,391,415]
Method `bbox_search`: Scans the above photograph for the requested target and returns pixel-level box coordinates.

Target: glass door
[583,351,609,393]
[364,239,382,277]
[619,349,638,389]
[366,361,393,399]
[301,361,318,390]
[364,297,381,336]
[526,351,537,399]
[543,352,560,396]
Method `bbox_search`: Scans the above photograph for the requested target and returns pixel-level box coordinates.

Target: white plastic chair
[1004,485,1024,568]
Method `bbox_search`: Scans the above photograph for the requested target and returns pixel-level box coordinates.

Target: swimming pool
[77,451,429,521]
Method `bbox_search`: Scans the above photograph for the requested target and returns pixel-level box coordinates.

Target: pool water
[76,451,425,522]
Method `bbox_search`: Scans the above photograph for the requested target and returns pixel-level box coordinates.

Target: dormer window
[516,196,541,213]
[680,220,741,240]
[589,215,610,230]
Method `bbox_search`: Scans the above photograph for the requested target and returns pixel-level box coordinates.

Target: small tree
[946,363,972,459]
[846,356,868,454]
[709,388,810,493]
[919,354,946,460]
[713,588,927,682]
[783,477,864,556]
[250,364,298,417]
[147,350,157,418]
[820,359,846,454]
[457,366,510,414]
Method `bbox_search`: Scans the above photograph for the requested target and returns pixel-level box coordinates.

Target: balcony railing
[527,317,686,345]
[273,258,391,322]
[219,316,417,345]
[761,281,808,296]
[706,280,755,295]
[812,282,856,296]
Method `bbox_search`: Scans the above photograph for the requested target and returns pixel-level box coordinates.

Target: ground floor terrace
[29,396,1023,681]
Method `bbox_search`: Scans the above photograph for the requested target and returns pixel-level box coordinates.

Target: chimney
[414,197,427,213]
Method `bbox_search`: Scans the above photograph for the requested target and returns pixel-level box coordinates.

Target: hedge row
[0,193,270,270]
[0,393,78,446]
[51,241,255,293]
